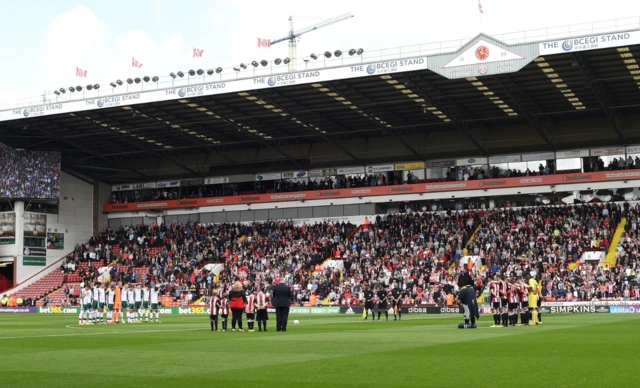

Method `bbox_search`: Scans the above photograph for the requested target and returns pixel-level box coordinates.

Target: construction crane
[269,13,354,71]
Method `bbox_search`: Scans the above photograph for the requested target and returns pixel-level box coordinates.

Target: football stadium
[2,7,640,388]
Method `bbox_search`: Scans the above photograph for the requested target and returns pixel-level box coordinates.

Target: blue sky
[1,0,639,108]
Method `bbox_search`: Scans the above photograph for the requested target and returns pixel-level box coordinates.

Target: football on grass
[294,320,300,325]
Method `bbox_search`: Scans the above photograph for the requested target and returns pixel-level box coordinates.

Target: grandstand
[1,21,640,311]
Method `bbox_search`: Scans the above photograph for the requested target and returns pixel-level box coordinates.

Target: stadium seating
[9,202,640,307]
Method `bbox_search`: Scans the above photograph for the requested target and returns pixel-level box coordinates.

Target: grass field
[1,313,638,387]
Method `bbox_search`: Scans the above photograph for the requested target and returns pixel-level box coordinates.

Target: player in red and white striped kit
[507,280,520,327]
[489,278,502,328]
[220,293,230,332]
[256,290,269,332]
[209,290,220,332]
[517,279,530,326]
[246,291,256,332]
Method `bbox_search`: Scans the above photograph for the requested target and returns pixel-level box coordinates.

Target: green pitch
[1,314,638,387]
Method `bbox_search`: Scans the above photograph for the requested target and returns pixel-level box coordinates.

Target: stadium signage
[103,169,640,212]
[167,84,226,98]
[204,177,229,185]
[539,30,640,55]
[0,56,428,123]
[38,306,80,314]
[366,164,394,173]
[17,104,63,118]
[157,181,180,188]
[281,171,308,179]
[425,160,455,168]
[0,212,16,245]
[94,94,141,109]
[255,173,282,181]
[0,307,37,313]
[351,58,427,75]
[259,71,321,87]
[610,305,640,314]
[309,169,337,177]
[542,301,639,307]
[180,178,204,186]
[337,166,365,175]
[394,162,425,171]
[546,306,603,314]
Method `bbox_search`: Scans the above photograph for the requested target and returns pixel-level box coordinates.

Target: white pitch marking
[0,327,204,340]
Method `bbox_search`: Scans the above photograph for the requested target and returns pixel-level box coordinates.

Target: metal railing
[2,16,639,112]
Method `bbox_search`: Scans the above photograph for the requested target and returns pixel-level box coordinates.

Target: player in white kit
[149,286,161,323]
[79,284,93,325]
[142,285,151,322]
[97,283,106,324]
[134,284,143,323]
[120,283,128,324]
[127,285,136,323]
[91,284,100,324]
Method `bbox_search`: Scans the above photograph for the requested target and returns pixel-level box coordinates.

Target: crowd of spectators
[0,150,60,199]
[41,201,639,309]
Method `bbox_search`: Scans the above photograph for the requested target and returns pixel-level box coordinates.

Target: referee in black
[376,286,389,321]
[363,285,374,321]
[392,286,402,321]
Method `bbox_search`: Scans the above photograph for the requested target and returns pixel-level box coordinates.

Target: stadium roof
[1,28,640,184]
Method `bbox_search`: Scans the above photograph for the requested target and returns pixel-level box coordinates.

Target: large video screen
[0,150,61,199]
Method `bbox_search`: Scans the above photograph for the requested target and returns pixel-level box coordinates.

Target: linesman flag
[132,57,143,68]
[478,0,484,14]
[75,66,87,78]
[257,38,271,48]
[193,48,204,58]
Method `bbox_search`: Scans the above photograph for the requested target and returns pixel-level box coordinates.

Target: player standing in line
[97,283,106,324]
[107,284,115,324]
[256,289,268,332]
[134,284,143,323]
[209,290,220,332]
[119,282,128,324]
[536,275,543,324]
[142,284,151,323]
[507,278,519,327]
[499,275,509,327]
[127,284,136,324]
[113,282,121,324]
[489,276,502,328]
[363,285,374,321]
[246,291,256,332]
[377,286,388,321]
[149,285,161,323]
[391,285,402,321]
[91,282,99,324]
[518,279,530,326]
[220,292,229,332]
[79,284,93,325]
[526,272,539,325]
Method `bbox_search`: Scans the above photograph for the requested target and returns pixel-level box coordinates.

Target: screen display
[0,150,61,199]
